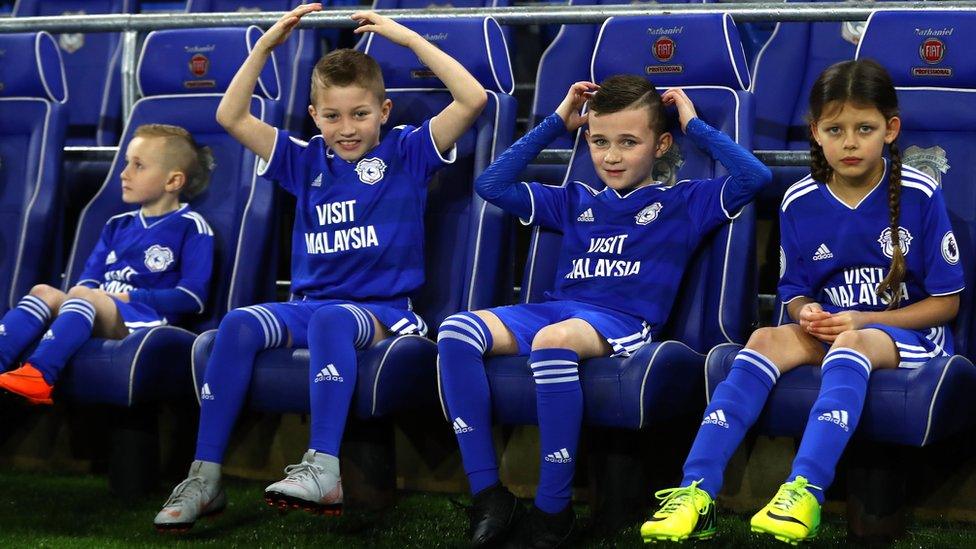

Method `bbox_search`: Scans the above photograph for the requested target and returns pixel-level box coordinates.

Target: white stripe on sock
[532,367,579,377]
[530,359,578,369]
[534,375,580,384]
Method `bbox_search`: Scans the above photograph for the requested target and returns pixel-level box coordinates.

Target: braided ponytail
[809,136,832,184]
[876,141,906,309]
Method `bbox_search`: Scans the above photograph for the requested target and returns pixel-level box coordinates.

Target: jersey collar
[605,180,665,200]
[139,203,188,229]
[821,158,888,211]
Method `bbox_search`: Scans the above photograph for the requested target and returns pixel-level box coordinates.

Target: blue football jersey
[779,161,964,316]
[258,120,454,302]
[77,204,215,313]
[524,176,736,334]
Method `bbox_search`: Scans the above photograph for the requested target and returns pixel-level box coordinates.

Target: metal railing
[5,2,968,166]
[0,2,971,32]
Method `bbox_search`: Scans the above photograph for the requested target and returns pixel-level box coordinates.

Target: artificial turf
[0,471,974,548]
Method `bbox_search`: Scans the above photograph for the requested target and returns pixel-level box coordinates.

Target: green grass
[1,471,974,548]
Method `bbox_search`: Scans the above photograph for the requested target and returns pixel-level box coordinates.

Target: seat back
[530,0,710,149]
[63,27,282,332]
[0,32,69,313]
[857,10,976,359]
[749,0,915,201]
[750,0,865,151]
[522,14,758,352]
[364,17,517,330]
[13,0,137,146]
[186,0,319,137]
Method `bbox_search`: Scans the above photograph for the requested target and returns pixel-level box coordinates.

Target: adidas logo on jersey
[0,324,6,336]
[544,448,572,464]
[314,364,343,383]
[817,410,849,431]
[701,409,730,428]
[577,208,595,223]
[200,383,215,400]
[311,174,322,187]
[812,243,833,261]
[41,329,55,342]
[452,417,474,434]
[106,250,117,265]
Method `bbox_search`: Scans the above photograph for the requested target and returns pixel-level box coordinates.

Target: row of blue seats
[2,11,975,483]
[4,0,888,151]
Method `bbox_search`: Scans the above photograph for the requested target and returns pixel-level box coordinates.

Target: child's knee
[438,312,492,355]
[66,285,95,301]
[309,305,356,333]
[531,323,576,350]
[831,329,866,352]
[29,284,65,308]
[746,326,789,356]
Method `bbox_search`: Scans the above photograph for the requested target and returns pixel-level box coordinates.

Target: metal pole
[120,30,138,121]
[64,146,811,166]
[2,2,976,32]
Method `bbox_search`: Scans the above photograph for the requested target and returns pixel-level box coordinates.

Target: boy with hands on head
[154,4,486,532]
[438,77,770,547]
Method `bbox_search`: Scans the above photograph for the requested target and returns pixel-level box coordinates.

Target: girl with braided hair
[641,59,964,544]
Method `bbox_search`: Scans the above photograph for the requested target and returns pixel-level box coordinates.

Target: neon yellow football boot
[750,476,822,544]
[640,480,717,543]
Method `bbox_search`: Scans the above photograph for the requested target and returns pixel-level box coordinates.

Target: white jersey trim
[519,181,537,226]
[781,176,817,212]
[176,286,205,314]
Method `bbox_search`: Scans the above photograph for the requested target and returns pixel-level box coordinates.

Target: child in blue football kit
[154,4,486,531]
[438,76,771,547]
[641,59,965,545]
[0,124,214,405]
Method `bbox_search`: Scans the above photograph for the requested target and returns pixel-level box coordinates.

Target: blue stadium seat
[476,13,757,430]
[706,11,976,448]
[524,0,710,188]
[191,17,517,420]
[56,26,282,407]
[12,0,137,146]
[355,0,512,54]
[530,0,709,151]
[186,0,320,137]
[749,0,885,194]
[13,1,141,279]
[0,32,68,314]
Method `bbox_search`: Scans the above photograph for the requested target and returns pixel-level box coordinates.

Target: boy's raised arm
[217,3,322,161]
[352,12,488,154]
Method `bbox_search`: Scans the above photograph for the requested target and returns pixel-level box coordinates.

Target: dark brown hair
[134,124,213,199]
[310,48,385,104]
[808,59,904,309]
[589,74,666,135]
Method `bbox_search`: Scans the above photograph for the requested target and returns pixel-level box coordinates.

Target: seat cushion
[479,340,706,429]
[706,343,976,446]
[59,326,197,407]
[192,330,439,418]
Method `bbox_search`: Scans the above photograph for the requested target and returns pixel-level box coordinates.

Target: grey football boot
[264,450,343,515]
[154,461,226,532]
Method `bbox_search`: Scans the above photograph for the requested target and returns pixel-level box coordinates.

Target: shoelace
[282,461,328,495]
[771,477,822,512]
[165,476,207,507]
[653,480,709,516]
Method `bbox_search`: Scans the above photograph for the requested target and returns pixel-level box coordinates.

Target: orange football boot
[0,363,54,405]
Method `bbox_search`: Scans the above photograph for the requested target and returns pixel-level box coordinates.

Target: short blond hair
[310,49,385,104]
[133,124,214,199]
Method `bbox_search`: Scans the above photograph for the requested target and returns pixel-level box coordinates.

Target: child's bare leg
[29,284,69,312]
[65,286,128,339]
